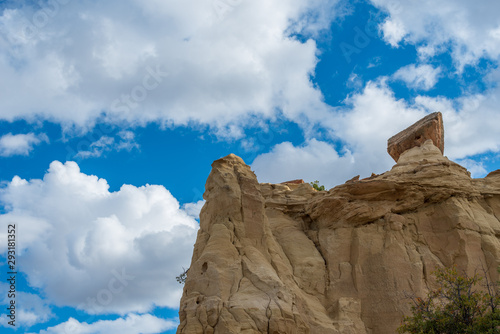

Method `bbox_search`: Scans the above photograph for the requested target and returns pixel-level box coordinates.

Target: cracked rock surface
[177,142,500,334]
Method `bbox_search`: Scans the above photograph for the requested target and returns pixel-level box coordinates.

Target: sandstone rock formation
[281,179,305,185]
[388,112,444,162]
[178,120,500,334]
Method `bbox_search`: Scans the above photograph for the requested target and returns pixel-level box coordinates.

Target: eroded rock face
[387,112,444,162]
[177,146,500,334]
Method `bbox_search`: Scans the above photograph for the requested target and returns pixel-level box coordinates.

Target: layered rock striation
[178,133,500,333]
[388,112,444,162]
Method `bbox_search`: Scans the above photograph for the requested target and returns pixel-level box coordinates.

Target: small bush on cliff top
[310,180,325,191]
[398,266,500,334]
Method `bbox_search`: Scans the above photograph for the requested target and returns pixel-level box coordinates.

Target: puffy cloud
[252,139,356,188]
[0,132,48,156]
[0,285,53,328]
[331,79,500,161]
[415,92,500,159]
[392,64,442,90]
[370,0,500,67]
[29,314,176,334]
[379,18,406,48]
[0,0,338,132]
[328,80,426,158]
[252,81,426,186]
[253,79,500,187]
[0,161,199,314]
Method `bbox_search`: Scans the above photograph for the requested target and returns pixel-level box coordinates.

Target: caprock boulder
[387,111,444,162]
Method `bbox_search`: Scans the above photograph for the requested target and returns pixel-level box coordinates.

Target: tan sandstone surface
[177,140,500,333]
[387,112,444,162]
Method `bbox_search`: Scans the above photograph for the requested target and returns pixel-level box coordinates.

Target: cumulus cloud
[379,18,406,48]
[370,0,500,68]
[252,81,426,186]
[0,161,199,314]
[415,92,500,159]
[29,314,176,334]
[252,139,356,188]
[328,80,426,159]
[263,1,500,179]
[0,132,48,156]
[0,0,338,132]
[253,78,500,187]
[393,64,442,90]
[0,285,53,328]
[331,79,500,162]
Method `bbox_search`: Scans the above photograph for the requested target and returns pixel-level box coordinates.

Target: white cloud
[331,79,500,162]
[116,130,139,151]
[456,159,488,178]
[75,131,138,159]
[182,200,205,221]
[253,77,500,187]
[240,137,258,152]
[0,0,338,132]
[253,81,427,187]
[29,314,176,334]
[393,64,442,90]
[251,79,423,186]
[75,136,115,159]
[346,72,363,90]
[379,18,406,47]
[328,80,426,157]
[0,133,48,157]
[252,139,356,188]
[0,285,53,328]
[0,161,199,314]
[370,0,500,68]
[415,92,500,159]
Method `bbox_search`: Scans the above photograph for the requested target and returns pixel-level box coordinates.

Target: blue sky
[0,0,499,333]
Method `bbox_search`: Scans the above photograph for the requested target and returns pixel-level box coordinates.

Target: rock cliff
[177,126,500,333]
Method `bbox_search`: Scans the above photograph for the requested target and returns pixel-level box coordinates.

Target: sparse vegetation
[398,265,500,334]
[176,267,188,284]
[310,180,325,191]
